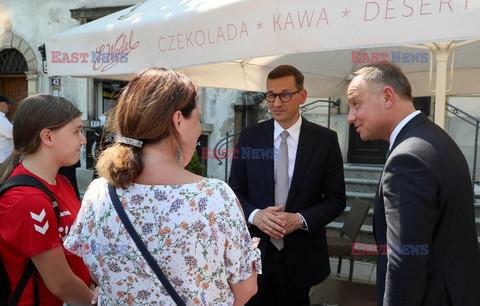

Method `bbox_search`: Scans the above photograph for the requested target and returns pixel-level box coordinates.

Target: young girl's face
[51,117,86,167]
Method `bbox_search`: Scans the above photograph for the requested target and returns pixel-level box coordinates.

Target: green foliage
[185,150,206,176]
[364,256,377,264]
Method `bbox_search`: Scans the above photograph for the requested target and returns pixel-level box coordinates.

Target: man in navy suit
[229,65,346,305]
[346,62,480,305]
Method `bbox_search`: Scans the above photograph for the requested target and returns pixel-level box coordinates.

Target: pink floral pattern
[64,178,261,305]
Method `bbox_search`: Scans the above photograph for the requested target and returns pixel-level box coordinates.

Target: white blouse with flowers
[64,177,261,306]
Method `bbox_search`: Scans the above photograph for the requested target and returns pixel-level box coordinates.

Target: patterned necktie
[272,130,289,250]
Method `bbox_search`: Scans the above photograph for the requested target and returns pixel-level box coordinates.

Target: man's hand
[252,205,286,238]
[277,212,304,234]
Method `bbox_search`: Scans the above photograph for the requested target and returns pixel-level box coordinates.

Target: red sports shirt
[0,163,90,305]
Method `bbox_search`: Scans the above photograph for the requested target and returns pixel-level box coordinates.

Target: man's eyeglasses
[264,88,303,103]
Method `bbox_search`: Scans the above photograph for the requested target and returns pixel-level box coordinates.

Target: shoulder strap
[5,260,36,306]
[108,184,186,306]
[0,175,58,305]
[0,174,59,221]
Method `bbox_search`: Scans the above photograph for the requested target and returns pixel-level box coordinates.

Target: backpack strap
[0,174,59,305]
[5,260,36,306]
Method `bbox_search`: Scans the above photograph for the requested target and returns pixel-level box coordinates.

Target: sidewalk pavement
[76,168,94,197]
[329,257,376,284]
[309,258,377,306]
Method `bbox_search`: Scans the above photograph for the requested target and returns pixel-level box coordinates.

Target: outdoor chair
[327,198,371,281]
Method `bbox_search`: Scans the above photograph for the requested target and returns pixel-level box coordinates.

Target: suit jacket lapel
[263,119,275,195]
[286,118,315,210]
[373,181,382,242]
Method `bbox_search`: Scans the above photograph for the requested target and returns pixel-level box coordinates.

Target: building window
[101,80,126,114]
[0,49,28,73]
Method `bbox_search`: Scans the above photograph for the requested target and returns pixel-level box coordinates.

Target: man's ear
[299,88,308,105]
[382,86,396,110]
[39,128,54,147]
[172,110,183,135]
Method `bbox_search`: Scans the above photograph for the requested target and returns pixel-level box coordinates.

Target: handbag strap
[108,184,186,306]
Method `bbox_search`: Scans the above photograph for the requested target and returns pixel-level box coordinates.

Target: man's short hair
[268,65,304,90]
[347,62,413,101]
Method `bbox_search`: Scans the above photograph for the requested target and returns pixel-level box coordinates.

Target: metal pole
[327,100,331,129]
[473,122,479,186]
[433,43,449,129]
[225,132,229,182]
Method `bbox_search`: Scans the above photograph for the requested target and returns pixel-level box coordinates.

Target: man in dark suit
[346,62,480,305]
[229,65,346,305]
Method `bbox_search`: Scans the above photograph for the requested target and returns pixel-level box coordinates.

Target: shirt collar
[274,116,302,141]
[389,110,421,150]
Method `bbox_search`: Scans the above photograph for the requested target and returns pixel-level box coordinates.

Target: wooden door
[0,74,28,121]
[347,124,389,164]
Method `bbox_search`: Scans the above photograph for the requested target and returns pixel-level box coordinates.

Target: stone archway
[0,30,38,97]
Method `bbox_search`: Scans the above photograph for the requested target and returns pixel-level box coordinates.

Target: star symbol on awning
[257,21,263,29]
[342,8,350,18]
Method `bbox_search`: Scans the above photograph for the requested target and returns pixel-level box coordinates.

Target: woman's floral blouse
[64,177,261,305]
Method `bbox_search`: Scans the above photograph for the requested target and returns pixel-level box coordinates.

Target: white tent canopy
[46,0,480,127]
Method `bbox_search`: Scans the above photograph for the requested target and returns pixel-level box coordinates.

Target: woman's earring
[176,147,183,164]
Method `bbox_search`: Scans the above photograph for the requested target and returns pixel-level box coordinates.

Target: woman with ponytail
[65,68,260,305]
[0,94,97,305]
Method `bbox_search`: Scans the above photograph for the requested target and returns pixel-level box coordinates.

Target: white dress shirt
[0,112,13,163]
